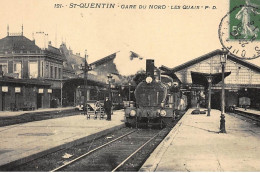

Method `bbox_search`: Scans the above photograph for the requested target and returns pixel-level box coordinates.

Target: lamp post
[107,73,113,101]
[128,82,131,106]
[81,50,92,116]
[206,75,213,116]
[220,48,227,133]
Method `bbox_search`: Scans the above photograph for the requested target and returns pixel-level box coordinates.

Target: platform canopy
[191,71,231,88]
[161,71,181,83]
[63,78,105,90]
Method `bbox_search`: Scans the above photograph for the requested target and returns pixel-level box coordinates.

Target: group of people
[94,97,112,121]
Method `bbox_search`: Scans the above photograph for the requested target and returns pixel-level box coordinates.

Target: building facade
[0,30,64,110]
[0,77,51,111]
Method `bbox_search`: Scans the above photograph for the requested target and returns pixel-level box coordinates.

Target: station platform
[140,108,260,172]
[0,110,125,169]
[0,107,75,117]
[235,107,260,116]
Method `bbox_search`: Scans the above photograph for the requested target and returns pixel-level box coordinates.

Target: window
[50,66,53,78]
[58,68,61,79]
[41,62,44,77]
[13,62,22,78]
[29,61,38,78]
[46,64,49,78]
[55,67,57,79]
[0,63,8,75]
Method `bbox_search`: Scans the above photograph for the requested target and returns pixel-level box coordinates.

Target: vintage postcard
[0,0,259,172]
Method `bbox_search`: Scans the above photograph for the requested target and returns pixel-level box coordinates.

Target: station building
[161,49,260,110]
[0,26,127,111]
[0,76,51,111]
[0,28,63,110]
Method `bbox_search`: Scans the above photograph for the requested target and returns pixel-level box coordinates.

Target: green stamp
[219,0,260,59]
[229,0,260,40]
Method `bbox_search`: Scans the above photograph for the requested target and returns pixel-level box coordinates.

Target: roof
[161,71,181,83]
[89,52,118,67]
[0,35,41,53]
[160,49,260,73]
[191,71,231,88]
[0,77,51,86]
[60,44,84,73]
[60,44,84,65]
[44,45,64,63]
[46,45,63,56]
[63,77,106,89]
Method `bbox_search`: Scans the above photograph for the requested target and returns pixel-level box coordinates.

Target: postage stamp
[219,0,260,59]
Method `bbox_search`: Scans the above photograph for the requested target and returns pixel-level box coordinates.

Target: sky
[0,0,259,75]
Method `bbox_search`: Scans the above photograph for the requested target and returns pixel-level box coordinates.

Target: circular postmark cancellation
[219,0,260,60]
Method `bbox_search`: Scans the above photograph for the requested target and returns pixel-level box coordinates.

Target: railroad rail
[51,128,165,172]
[50,129,137,172]
[8,127,171,172]
[230,109,260,124]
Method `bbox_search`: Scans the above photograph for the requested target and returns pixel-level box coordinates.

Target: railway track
[229,110,260,125]
[7,126,173,172]
[52,128,164,172]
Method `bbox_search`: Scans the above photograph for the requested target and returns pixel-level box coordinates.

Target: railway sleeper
[126,117,171,129]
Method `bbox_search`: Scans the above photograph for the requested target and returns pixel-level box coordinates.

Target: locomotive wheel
[162,117,175,127]
[125,122,131,127]
[125,117,137,128]
[160,117,163,129]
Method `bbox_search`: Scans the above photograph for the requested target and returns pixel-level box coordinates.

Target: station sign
[15,87,21,93]
[2,86,8,92]
[38,88,44,94]
[47,89,52,93]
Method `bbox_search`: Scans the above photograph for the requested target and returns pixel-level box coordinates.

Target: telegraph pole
[82,50,92,116]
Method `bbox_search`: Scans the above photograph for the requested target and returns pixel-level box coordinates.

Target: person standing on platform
[104,97,112,121]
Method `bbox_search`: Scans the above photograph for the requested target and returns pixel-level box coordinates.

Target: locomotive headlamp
[160,110,167,117]
[130,109,136,116]
[156,109,161,116]
[160,102,165,108]
[172,82,179,87]
[145,76,153,84]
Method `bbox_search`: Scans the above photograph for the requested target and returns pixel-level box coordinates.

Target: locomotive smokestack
[146,59,154,79]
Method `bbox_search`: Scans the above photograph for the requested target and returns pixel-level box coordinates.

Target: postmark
[219,0,260,60]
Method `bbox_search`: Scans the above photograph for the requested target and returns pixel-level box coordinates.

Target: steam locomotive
[125,59,186,128]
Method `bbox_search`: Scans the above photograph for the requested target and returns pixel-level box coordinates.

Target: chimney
[21,24,23,36]
[146,59,154,79]
[7,24,9,36]
[44,33,48,49]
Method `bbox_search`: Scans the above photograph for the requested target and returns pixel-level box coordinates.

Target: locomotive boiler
[125,59,184,128]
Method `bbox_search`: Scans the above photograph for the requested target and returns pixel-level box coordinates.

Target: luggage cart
[85,104,96,119]
[95,108,105,119]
